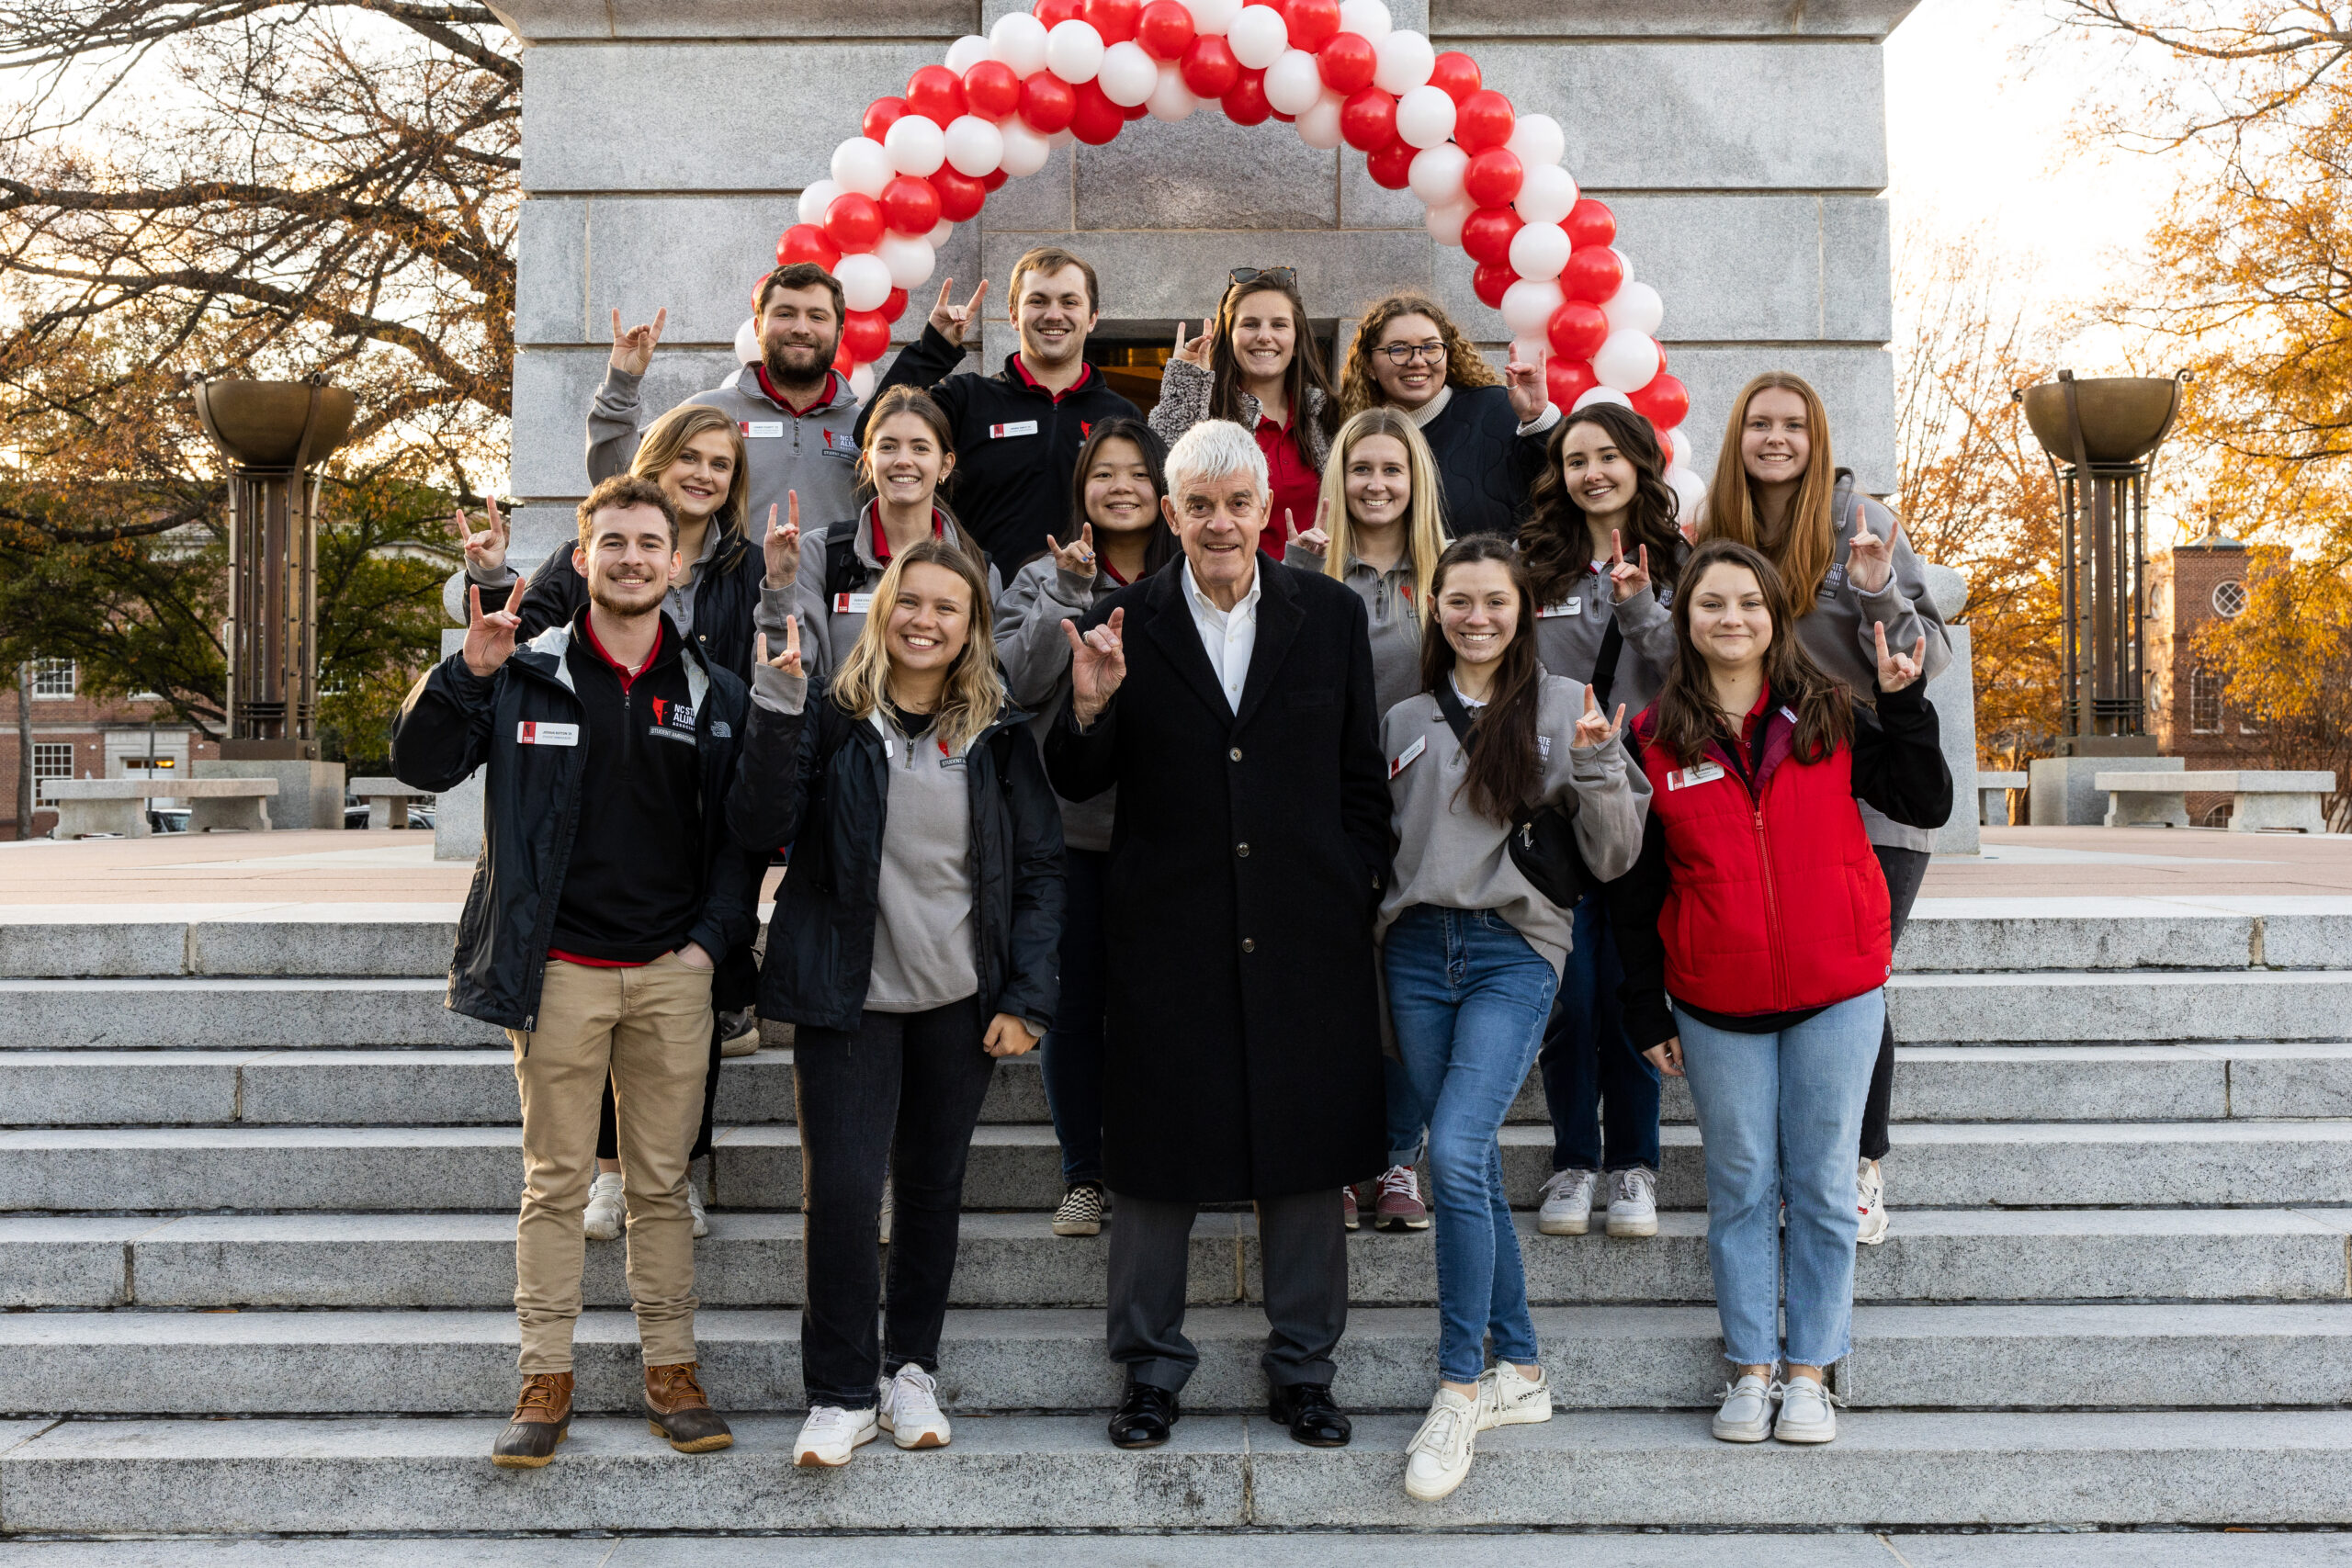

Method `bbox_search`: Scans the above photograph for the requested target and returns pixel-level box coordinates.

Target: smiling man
[1044,420,1392,1456]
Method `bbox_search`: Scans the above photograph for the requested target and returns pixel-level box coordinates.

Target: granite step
[1886,970,2352,1043]
[7,1410,2352,1532]
[0,978,502,1049]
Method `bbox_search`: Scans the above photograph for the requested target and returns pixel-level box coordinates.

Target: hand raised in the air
[1848,516,1895,594]
[1171,318,1216,368]
[1046,521,1098,579]
[763,493,802,589]
[1503,344,1549,423]
[1572,683,1627,750]
[1607,528,1651,604]
[449,496,509,577]
[1873,621,1928,694]
[463,581,526,678]
[928,277,989,349]
[754,617,805,679]
[609,306,666,376]
[1062,606,1127,727]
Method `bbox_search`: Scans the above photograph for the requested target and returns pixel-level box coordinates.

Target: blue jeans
[1677,990,1883,1369]
[1384,906,1560,1383]
[1041,848,1107,1186]
[1536,896,1661,1174]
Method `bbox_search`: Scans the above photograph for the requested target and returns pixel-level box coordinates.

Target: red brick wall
[0,678,217,840]
[2148,541,2252,770]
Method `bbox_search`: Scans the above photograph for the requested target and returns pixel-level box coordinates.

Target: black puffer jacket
[726,685,1064,1033]
[1419,384,1551,539]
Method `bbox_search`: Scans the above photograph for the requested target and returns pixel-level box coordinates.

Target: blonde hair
[1698,372,1838,615]
[1317,407,1448,614]
[1338,294,1500,418]
[630,405,749,543]
[825,538,1003,753]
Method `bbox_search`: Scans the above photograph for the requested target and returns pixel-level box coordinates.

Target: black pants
[1107,1187,1348,1394]
[1040,847,1110,1186]
[599,1019,722,1163]
[1860,844,1931,1163]
[794,997,995,1410]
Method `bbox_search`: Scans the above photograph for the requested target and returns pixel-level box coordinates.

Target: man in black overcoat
[1045,418,1392,1451]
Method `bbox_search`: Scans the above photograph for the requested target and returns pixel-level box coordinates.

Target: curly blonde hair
[1338,294,1500,418]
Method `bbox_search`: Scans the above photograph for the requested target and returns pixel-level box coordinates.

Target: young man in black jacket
[391,474,764,1470]
[865,245,1140,568]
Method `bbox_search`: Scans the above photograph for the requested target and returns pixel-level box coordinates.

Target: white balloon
[1573,386,1633,412]
[1667,464,1708,526]
[1507,220,1570,281]
[1295,89,1345,149]
[1512,163,1577,225]
[1424,197,1470,248]
[1499,277,1564,337]
[1148,62,1201,120]
[1604,279,1664,336]
[927,218,956,247]
[1372,28,1433,94]
[1049,128,1076,148]
[1227,5,1288,69]
[850,363,878,401]
[835,252,892,312]
[831,137,893,198]
[1046,18,1106,82]
[1505,112,1566,170]
[1610,246,1633,280]
[1665,424,1691,467]
[998,117,1051,175]
[884,113,946,177]
[1338,0,1392,42]
[943,114,1004,177]
[1592,327,1660,392]
[877,232,937,290]
[733,317,761,366]
[990,11,1050,74]
[1405,143,1466,207]
[945,33,993,73]
[1393,83,1456,149]
[1264,49,1324,115]
[1186,0,1241,35]
[1099,39,1159,106]
[1510,335,1548,367]
[797,178,843,229]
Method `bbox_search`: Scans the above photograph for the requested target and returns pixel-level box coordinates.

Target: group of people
[392,244,1952,1498]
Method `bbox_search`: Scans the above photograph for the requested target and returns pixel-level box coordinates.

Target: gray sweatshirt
[865,710,981,1013]
[589,363,865,543]
[994,554,1124,852]
[1528,554,1678,723]
[1283,544,1426,717]
[752,504,1001,684]
[1376,675,1652,977]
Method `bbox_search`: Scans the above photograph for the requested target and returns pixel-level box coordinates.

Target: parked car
[147,807,190,833]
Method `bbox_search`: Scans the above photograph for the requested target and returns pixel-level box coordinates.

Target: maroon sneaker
[1342,1184,1362,1231]
[1375,1165,1430,1231]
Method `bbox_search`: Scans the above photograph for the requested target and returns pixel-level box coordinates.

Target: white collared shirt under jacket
[1182,555,1262,714]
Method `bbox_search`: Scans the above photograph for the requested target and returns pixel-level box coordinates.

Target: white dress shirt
[1182,554,1262,714]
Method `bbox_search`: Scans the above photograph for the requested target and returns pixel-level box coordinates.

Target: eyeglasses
[1227,266,1298,290]
[1378,341,1447,365]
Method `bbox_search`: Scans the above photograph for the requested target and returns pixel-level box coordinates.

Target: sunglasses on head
[1227,266,1298,291]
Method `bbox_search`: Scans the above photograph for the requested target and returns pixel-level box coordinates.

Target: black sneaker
[1052,1181,1105,1236]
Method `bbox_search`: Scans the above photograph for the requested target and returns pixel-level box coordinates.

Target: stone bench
[1977,771,2027,827]
[40,778,277,838]
[2097,770,2336,833]
[347,777,430,830]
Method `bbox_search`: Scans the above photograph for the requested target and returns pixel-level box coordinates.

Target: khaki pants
[508,953,712,1372]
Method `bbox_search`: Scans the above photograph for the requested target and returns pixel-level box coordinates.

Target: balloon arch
[767,0,1704,508]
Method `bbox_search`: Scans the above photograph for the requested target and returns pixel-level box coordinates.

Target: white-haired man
[1046,419,1392,1452]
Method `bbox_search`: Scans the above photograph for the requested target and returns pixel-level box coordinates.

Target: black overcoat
[1045,555,1393,1202]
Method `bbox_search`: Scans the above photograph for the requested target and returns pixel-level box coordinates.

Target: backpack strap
[1589,616,1625,713]
[822,517,861,604]
[1430,676,1478,752]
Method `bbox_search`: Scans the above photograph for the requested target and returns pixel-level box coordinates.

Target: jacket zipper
[1750,793,1787,1008]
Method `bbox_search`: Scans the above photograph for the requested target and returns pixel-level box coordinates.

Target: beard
[587,570,667,618]
[763,333,835,389]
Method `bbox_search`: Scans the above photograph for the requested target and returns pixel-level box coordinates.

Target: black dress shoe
[1268,1382,1351,1448]
[1108,1378,1180,1449]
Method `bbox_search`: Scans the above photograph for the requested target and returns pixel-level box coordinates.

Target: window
[2188,665,2222,734]
[28,659,74,698]
[31,742,73,781]
[2212,580,2247,617]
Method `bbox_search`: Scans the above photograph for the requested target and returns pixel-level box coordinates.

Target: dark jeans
[1107,1187,1348,1394]
[1041,847,1108,1186]
[598,1013,721,1163]
[1860,844,1931,1163]
[793,996,996,1410]
[1537,896,1662,1174]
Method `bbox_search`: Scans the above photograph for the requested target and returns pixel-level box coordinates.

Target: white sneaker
[1711,1373,1781,1443]
[686,1173,709,1239]
[1402,1385,1479,1502]
[876,1363,951,1450]
[1775,1375,1841,1444]
[581,1172,624,1242]
[1476,1361,1552,1430]
[1605,1167,1658,1238]
[1536,1168,1599,1235]
[793,1404,879,1467]
[1856,1159,1890,1246]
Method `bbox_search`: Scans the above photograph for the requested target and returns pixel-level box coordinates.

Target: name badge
[1387,735,1426,779]
[989,419,1040,439]
[517,721,580,747]
[1668,761,1725,790]
[1780,706,1798,724]
[833,592,875,615]
[741,421,784,438]
[1537,599,1583,619]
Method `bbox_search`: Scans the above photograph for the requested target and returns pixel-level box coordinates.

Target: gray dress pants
[1106,1187,1349,1393]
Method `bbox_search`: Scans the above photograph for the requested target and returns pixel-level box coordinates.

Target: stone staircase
[2,899,2350,1536]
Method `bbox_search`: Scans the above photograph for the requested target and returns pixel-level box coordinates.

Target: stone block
[510,346,740,501]
[433,628,484,862]
[1887,970,2352,1044]
[1849,1207,2352,1304]
[1897,900,2256,972]
[514,196,590,346]
[982,141,1074,233]
[0,1051,243,1125]
[1337,152,1427,231]
[1928,624,1979,852]
[2028,752,2180,827]
[2220,1043,2352,1120]
[187,917,457,977]
[1658,344,1896,488]
[978,229,1433,328]
[0,977,501,1049]
[0,918,187,978]
[1888,1046,2224,1122]
[0,1126,525,1213]
[1427,0,1913,38]
[1883,1121,2352,1208]
[1076,117,1338,231]
[190,760,339,831]
[0,1217,140,1307]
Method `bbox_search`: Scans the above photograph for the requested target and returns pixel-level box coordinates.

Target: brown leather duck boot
[645,1360,733,1453]
[491,1371,573,1468]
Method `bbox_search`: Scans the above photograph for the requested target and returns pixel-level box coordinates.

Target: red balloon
[1462,147,1521,208]
[1084,0,1141,42]
[1561,245,1626,304]
[1454,88,1514,153]
[833,344,855,374]
[842,309,892,363]
[1339,85,1396,151]
[1565,197,1617,249]
[964,59,1021,119]
[1282,0,1340,51]
[1125,96,1150,118]
[882,287,910,322]
[1654,341,1668,371]
[1035,0,1085,26]
[1459,205,1522,266]
[863,96,909,143]
[905,64,967,127]
[983,166,1011,190]
[823,191,884,254]
[1630,372,1690,430]
[1471,260,1515,310]
[1428,51,1480,104]
[1364,135,1416,189]
[1223,66,1271,124]
[1020,71,1078,133]
[1547,357,1598,411]
[777,223,841,270]
[1545,299,1608,361]
[1137,0,1196,59]
[1180,33,1240,97]
[1317,31,1376,95]
[1070,78,1127,143]
[933,165,987,221]
[879,175,942,236]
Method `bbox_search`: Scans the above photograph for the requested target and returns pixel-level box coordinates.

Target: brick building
[2,660,218,840]
[2147,534,2253,824]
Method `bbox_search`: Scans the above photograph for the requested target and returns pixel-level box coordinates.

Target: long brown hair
[1418,536,1545,824]
[827,538,1004,753]
[1698,372,1838,614]
[631,404,750,547]
[1069,418,1180,579]
[1208,276,1339,468]
[1520,401,1684,612]
[1645,538,1852,771]
[1317,407,1448,608]
[1339,294,1499,418]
